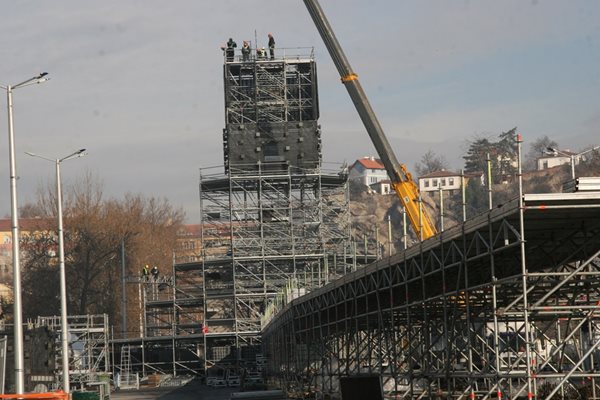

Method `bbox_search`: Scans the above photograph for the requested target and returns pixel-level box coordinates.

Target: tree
[21,172,184,331]
[463,136,494,174]
[414,150,449,177]
[463,128,519,184]
[496,127,518,181]
[524,135,558,171]
[577,148,600,176]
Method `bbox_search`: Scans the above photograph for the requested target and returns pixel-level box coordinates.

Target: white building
[369,180,392,195]
[536,151,574,171]
[349,157,389,187]
[535,146,599,172]
[418,170,484,195]
[418,170,461,194]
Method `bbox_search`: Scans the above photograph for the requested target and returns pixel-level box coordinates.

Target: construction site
[1,1,600,400]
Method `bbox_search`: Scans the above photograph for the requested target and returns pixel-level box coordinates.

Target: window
[424,180,430,188]
[441,179,446,186]
[432,179,438,187]
[449,178,455,186]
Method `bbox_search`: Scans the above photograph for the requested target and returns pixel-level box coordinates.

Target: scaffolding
[262,191,600,399]
[110,275,205,378]
[108,51,364,378]
[35,315,109,389]
[222,48,321,173]
[193,163,356,371]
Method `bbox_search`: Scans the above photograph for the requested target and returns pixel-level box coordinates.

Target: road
[111,380,237,400]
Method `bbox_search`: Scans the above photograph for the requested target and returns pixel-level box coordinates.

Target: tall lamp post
[547,146,600,179]
[1,73,49,394]
[26,148,87,394]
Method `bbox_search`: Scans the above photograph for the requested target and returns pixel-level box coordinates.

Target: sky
[1,0,599,222]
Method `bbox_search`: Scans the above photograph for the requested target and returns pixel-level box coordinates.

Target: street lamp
[0,72,49,394]
[26,148,87,394]
[546,146,600,180]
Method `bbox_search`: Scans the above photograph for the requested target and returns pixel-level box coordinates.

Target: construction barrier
[0,391,68,400]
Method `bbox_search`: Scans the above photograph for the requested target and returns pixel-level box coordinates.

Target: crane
[303,0,437,240]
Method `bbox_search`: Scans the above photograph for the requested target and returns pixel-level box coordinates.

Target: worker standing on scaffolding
[141,264,149,279]
[241,41,251,62]
[224,37,237,62]
[268,33,275,60]
[151,265,159,281]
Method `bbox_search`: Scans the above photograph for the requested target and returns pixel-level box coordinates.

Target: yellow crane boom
[303,0,437,240]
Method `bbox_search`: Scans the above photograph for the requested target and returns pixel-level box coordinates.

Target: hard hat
[262,47,265,50]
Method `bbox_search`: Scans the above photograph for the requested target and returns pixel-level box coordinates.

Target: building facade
[349,157,389,186]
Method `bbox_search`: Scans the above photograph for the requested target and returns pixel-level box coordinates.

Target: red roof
[354,157,385,170]
[419,170,460,179]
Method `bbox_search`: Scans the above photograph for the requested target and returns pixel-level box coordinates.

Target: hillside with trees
[350,131,600,255]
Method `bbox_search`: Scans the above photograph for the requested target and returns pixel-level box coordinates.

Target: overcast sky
[1,0,599,222]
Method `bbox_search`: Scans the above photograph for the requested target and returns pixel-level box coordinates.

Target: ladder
[117,345,139,390]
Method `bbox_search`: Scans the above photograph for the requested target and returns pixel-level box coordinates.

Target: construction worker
[141,264,149,279]
[268,33,275,60]
[151,265,159,280]
[241,41,251,62]
[225,37,237,62]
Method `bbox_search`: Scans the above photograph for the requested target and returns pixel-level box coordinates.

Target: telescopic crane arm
[303,0,437,240]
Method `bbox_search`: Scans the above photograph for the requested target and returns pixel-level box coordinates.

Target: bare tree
[525,135,558,171]
[414,150,449,177]
[21,171,184,331]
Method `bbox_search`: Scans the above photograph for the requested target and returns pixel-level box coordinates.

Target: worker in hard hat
[141,265,149,280]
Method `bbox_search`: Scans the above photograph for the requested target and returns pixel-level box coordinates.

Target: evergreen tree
[463,137,494,174]
[496,127,518,181]
[463,128,518,184]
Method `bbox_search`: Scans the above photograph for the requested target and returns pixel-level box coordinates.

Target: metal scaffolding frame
[36,314,110,388]
[223,48,317,126]
[222,50,322,174]
[190,164,357,372]
[110,274,206,378]
[108,52,365,378]
[262,192,600,399]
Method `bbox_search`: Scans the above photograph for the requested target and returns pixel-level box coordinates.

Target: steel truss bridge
[262,192,600,399]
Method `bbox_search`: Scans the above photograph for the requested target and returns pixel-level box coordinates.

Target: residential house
[536,151,574,171]
[369,180,392,195]
[418,170,484,195]
[349,157,389,187]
